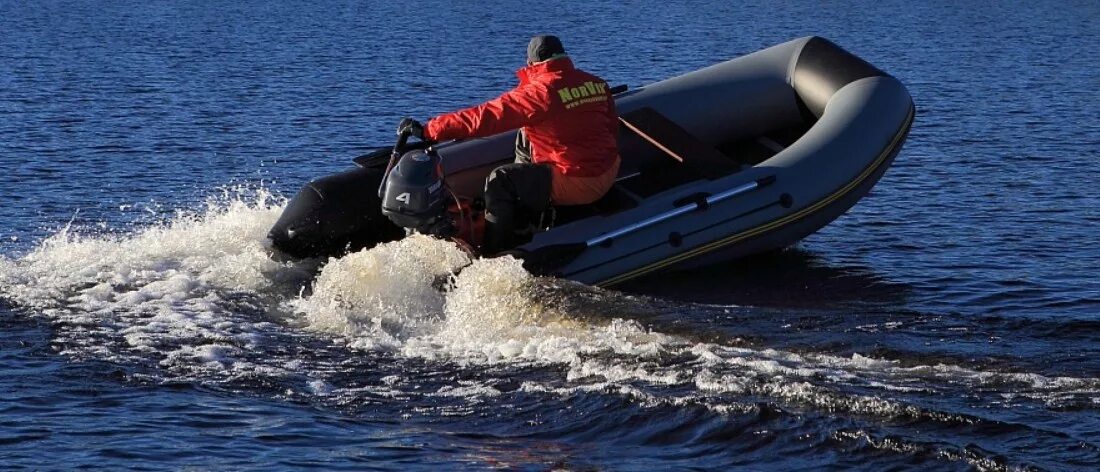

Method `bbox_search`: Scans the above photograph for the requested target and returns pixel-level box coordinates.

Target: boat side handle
[586,176,776,247]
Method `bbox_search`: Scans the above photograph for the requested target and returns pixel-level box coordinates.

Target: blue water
[2,1,1099,470]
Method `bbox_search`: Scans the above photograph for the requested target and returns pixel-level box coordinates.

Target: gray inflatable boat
[269,36,915,287]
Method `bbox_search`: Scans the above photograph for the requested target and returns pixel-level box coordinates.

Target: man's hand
[397,118,425,140]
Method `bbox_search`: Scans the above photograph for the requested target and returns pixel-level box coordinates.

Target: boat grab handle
[586,176,775,247]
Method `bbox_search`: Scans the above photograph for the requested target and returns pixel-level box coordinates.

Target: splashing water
[291,235,1100,420]
[0,190,1095,406]
[0,189,314,377]
[292,234,473,349]
[0,190,1097,470]
[293,233,671,365]
[0,189,294,309]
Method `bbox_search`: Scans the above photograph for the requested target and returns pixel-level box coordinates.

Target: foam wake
[0,190,314,377]
[0,191,1096,428]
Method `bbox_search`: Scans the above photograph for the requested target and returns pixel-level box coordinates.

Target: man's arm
[425,84,553,142]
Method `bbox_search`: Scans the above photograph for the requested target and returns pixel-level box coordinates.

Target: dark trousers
[481,130,552,254]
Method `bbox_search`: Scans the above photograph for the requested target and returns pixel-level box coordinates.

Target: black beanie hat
[527,35,566,63]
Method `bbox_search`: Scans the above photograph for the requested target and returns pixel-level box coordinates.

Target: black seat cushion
[550,185,638,226]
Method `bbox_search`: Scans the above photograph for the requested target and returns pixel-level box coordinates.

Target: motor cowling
[381,148,454,236]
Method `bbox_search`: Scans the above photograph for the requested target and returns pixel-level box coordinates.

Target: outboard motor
[380,148,456,237]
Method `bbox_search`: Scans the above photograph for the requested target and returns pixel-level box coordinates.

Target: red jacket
[425,57,619,177]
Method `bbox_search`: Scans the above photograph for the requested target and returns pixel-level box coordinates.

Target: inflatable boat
[269,36,915,286]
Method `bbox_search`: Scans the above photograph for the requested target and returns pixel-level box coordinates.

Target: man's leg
[482,163,551,255]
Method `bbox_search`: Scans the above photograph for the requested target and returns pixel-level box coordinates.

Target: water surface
[2,1,1098,470]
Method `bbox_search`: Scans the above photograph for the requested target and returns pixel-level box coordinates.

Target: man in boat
[397,35,621,254]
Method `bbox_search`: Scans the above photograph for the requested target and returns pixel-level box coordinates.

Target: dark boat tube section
[268,162,403,259]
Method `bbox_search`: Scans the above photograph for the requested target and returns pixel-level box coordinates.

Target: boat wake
[1,191,1097,469]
